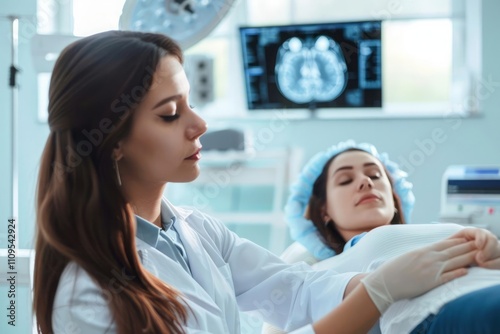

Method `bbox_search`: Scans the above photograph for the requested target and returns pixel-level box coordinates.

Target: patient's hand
[449,227,500,269]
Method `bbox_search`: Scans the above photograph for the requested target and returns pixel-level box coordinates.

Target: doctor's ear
[112,142,124,161]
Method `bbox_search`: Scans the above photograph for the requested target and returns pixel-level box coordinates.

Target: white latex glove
[449,227,500,269]
[361,238,476,313]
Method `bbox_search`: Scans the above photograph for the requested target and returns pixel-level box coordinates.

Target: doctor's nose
[187,111,208,140]
[358,176,374,191]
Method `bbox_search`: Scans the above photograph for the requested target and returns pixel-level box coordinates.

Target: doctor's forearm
[312,283,380,334]
[342,273,367,299]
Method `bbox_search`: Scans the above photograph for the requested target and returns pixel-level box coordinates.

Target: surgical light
[119,0,235,50]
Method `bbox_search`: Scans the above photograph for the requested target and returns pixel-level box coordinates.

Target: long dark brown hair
[307,149,405,254]
[34,31,188,333]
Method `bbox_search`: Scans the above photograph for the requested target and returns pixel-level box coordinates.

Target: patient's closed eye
[338,178,353,185]
[365,166,382,180]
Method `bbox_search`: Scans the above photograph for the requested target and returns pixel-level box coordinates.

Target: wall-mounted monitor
[239,21,382,111]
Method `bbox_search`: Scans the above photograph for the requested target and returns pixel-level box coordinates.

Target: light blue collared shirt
[135,201,191,274]
[344,232,367,251]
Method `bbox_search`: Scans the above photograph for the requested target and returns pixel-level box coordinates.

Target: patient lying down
[284,142,500,333]
[313,223,500,334]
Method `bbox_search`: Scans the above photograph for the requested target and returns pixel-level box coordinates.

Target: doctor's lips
[186,148,202,160]
[356,194,381,205]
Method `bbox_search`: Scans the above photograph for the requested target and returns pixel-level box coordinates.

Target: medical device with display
[439,166,500,237]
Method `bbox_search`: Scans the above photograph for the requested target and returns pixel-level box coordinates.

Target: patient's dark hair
[307,148,405,254]
[34,31,188,334]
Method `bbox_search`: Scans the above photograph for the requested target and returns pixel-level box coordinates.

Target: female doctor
[33,31,493,334]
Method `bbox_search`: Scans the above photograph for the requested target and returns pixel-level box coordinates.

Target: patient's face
[324,151,395,242]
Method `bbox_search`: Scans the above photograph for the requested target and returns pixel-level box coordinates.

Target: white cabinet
[166,148,302,255]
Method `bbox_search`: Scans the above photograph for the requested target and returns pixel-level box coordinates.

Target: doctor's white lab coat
[52,200,358,333]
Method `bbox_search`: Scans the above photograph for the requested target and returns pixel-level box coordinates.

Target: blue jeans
[410,284,500,334]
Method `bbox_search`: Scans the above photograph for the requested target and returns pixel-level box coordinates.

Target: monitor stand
[307,102,318,118]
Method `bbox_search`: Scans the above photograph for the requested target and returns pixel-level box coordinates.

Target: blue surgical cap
[284,140,415,260]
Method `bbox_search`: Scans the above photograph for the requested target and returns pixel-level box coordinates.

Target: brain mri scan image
[275,36,347,104]
[240,21,382,110]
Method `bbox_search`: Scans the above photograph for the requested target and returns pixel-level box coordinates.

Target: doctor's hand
[449,227,500,269]
[360,238,476,313]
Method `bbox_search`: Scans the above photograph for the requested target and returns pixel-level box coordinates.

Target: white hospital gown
[312,223,500,334]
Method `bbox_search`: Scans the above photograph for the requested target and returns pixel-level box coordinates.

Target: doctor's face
[323,151,395,241]
[116,56,207,186]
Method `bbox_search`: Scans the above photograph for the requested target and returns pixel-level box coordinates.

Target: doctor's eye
[160,114,180,122]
